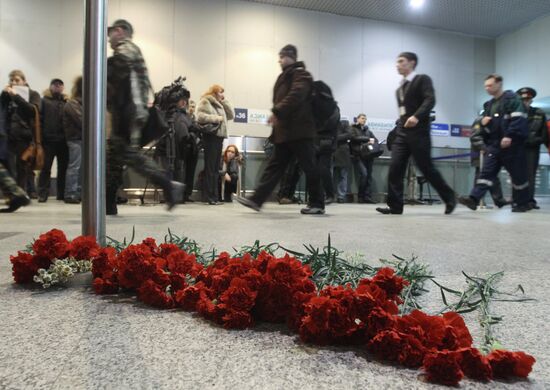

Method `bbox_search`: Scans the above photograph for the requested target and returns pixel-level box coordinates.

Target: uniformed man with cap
[516,87,548,209]
[459,74,531,212]
[106,19,183,214]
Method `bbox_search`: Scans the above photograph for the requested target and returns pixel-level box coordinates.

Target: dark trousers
[38,140,68,199]
[317,151,334,199]
[219,176,238,202]
[183,148,199,199]
[387,129,455,212]
[470,144,529,206]
[525,146,540,204]
[106,139,124,214]
[474,166,504,204]
[7,140,32,192]
[251,139,324,209]
[352,156,374,200]
[202,133,224,203]
[277,157,302,199]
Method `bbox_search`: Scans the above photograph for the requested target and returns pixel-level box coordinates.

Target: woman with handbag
[1,70,42,193]
[196,84,234,205]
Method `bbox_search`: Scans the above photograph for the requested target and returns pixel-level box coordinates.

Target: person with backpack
[236,44,325,215]
[315,103,340,204]
[459,74,531,212]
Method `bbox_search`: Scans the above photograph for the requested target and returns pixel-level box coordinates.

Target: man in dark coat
[237,44,325,214]
[350,113,378,203]
[377,52,456,215]
[333,120,352,203]
[37,79,69,202]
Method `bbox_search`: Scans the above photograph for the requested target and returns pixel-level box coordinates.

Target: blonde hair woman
[196,84,234,205]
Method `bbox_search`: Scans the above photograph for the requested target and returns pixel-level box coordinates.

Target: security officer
[0,99,30,212]
[107,19,183,214]
[469,117,509,208]
[516,87,548,209]
[459,74,530,212]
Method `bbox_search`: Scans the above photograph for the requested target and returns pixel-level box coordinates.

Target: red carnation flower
[166,251,203,277]
[219,278,258,312]
[141,237,158,252]
[457,347,492,381]
[423,350,464,386]
[440,312,473,350]
[220,308,254,329]
[93,277,119,294]
[487,350,536,378]
[367,330,404,362]
[10,252,49,284]
[158,243,182,258]
[372,267,409,302]
[170,272,188,293]
[69,235,100,260]
[196,294,222,323]
[91,247,118,279]
[175,283,209,311]
[137,280,173,309]
[32,229,70,260]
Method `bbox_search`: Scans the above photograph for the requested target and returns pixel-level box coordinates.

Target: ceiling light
[410,0,425,9]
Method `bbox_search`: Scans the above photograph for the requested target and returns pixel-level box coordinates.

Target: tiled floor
[0,200,548,389]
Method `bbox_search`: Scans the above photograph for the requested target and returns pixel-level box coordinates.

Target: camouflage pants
[108,134,170,189]
[0,161,27,199]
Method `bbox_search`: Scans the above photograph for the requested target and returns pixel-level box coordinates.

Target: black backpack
[311,81,337,127]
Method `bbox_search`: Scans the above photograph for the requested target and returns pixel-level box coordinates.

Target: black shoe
[106,206,118,215]
[116,196,128,204]
[494,199,511,208]
[38,196,48,203]
[512,204,532,213]
[363,197,377,204]
[376,207,402,215]
[28,192,38,200]
[204,201,223,205]
[64,197,81,204]
[164,181,185,211]
[458,196,477,211]
[445,198,457,215]
[325,197,335,205]
[184,197,195,203]
[337,198,345,204]
[56,196,64,201]
[0,195,31,213]
[300,207,325,215]
[528,201,540,210]
[235,196,261,211]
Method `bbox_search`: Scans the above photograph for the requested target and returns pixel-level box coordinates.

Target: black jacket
[63,98,82,141]
[0,104,7,161]
[525,106,548,148]
[1,89,41,143]
[271,61,316,144]
[220,158,240,182]
[316,106,340,152]
[334,120,352,168]
[349,124,378,157]
[41,92,68,142]
[395,74,435,131]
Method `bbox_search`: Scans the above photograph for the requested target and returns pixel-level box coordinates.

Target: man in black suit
[377,52,456,215]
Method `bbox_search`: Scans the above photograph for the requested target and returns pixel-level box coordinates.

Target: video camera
[154,76,190,112]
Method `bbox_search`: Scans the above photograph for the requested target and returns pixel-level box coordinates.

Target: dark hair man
[458,75,530,212]
[37,78,69,203]
[350,113,377,203]
[516,87,548,209]
[376,52,456,215]
[236,44,325,214]
[106,19,183,214]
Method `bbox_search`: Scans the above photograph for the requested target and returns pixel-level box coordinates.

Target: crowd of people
[1,19,548,215]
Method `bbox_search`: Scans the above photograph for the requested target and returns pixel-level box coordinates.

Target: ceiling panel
[244,0,550,38]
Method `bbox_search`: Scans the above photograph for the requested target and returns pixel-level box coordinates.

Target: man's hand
[404,115,419,128]
[3,85,15,96]
[481,116,492,126]
[224,173,231,182]
[268,114,278,127]
[500,137,512,149]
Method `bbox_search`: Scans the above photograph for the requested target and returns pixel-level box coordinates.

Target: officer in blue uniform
[516,87,548,209]
[459,74,531,212]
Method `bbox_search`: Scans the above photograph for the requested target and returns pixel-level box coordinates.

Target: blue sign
[234,108,248,123]
[430,123,450,136]
[451,125,462,137]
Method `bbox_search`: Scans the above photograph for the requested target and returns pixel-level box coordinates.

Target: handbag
[196,122,221,135]
[20,106,44,170]
[359,139,383,159]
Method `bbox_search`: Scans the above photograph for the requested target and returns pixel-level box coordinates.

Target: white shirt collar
[401,71,417,85]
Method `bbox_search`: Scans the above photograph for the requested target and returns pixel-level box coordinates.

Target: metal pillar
[82,0,107,244]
